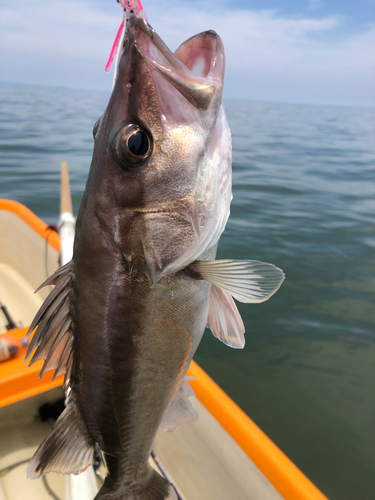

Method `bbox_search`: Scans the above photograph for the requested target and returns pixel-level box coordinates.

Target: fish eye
[127,130,149,156]
[110,123,152,170]
[93,119,100,139]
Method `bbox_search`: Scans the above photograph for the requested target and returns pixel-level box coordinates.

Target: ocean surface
[1,83,375,499]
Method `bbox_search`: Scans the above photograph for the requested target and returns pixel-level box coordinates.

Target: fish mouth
[127,16,225,112]
[126,204,201,238]
[118,203,202,285]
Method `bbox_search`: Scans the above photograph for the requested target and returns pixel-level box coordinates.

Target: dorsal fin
[25,262,74,387]
[25,263,95,480]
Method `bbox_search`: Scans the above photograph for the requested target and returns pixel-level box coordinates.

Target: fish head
[89,17,232,283]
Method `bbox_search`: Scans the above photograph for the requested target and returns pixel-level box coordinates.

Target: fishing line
[106,0,146,88]
[151,451,183,500]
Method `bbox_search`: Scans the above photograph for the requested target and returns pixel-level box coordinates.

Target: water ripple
[1,84,375,500]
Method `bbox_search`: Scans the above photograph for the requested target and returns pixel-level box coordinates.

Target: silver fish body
[26,15,285,500]
[72,231,214,497]
[26,16,236,500]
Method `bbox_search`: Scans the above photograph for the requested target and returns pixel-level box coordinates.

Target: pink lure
[105,0,145,72]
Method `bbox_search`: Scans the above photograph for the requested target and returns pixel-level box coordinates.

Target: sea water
[1,83,374,500]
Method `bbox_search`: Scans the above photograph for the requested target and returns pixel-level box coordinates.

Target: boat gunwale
[0,199,60,253]
[0,198,328,500]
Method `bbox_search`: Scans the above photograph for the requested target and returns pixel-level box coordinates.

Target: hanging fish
[25,13,284,500]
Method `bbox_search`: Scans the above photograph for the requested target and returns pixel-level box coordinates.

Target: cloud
[0,0,374,106]
[307,0,324,11]
[0,0,118,59]
[148,1,375,106]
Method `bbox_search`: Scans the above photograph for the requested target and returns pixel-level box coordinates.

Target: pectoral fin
[207,285,245,348]
[189,259,285,303]
[189,259,284,348]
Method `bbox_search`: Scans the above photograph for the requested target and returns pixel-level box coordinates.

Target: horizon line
[1,80,374,111]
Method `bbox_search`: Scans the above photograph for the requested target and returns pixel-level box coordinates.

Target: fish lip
[130,209,170,214]
[128,15,154,37]
[124,208,185,216]
[124,206,169,213]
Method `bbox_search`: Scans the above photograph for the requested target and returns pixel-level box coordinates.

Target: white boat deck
[0,389,66,500]
[154,397,283,500]
[0,389,284,500]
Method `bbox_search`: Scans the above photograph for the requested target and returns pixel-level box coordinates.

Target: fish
[24,15,285,500]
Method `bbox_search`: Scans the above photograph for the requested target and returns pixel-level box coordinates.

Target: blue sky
[1,0,374,106]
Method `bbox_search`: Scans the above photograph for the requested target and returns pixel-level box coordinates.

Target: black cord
[0,302,17,330]
[0,458,61,500]
[93,448,105,484]
[0,453,178,500]
[0,458,31,477]
[42,475,62,500]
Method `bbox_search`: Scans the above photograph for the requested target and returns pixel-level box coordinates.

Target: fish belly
[70,221,211,487]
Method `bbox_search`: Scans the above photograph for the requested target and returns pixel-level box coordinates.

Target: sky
[1,0,374,107]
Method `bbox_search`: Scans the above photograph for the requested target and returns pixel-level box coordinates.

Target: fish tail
[95,469,177,500]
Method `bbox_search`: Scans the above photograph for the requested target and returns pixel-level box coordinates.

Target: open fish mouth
[129,17,225,102]
[128,16,224,112]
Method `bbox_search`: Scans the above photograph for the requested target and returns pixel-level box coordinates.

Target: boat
[0,164,328,500]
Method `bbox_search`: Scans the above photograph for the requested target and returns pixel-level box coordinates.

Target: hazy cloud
[0,0,374,106]
[307,0,324,11]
